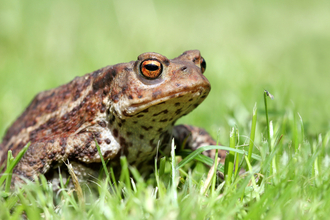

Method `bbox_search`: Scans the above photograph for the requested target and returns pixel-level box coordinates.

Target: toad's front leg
[11,128,119,184]
[172,124,227,163]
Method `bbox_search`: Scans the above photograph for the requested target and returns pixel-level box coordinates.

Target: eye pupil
[145,64,159,71]
[201,57,206,73]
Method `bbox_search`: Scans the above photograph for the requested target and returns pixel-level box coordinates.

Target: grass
[1,0,330,219]
[1,91,330,219]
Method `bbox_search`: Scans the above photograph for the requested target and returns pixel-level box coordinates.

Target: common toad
[0,50,225,184]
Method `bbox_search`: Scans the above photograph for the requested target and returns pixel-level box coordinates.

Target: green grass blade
[225,127,236,188]
[264,90,271,150]
[5,151,13,192]
[0,143,30,187]
[244,155,260,201]
[170,139,178,206]
[176,146,261,171]
[247,103,258,168]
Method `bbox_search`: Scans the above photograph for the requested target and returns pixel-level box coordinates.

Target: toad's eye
[140,59,163,79]
[200,57,206,73]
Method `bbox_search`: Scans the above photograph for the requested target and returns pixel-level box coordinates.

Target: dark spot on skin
[136,150,142,159]
[152,90,162,99]
[149,139,154,146]
[141,126,153,131]
[93,68,116,91]
[188,98,193,102]
[175,108,182,115]
[175,102,180,107]
[92,68,102,77]
[139,134,144,139]
[25,119,37,127]
[126,131,132,136]
[198,129,208,135]
[157,128,163,132]
[46,117,57,126]
[137,114,144,118]
[163,59,170,66]
[60,137,67,147]
[122,86,128,93]
[193,104,199,108]
[28,161,36,166]
[112,94,119,102]
[201,95,207,99]
[153,110,168,116]
[104,150,113,158]
[103,86,110,95]
[73,92,80,101]
[159,119,168,122]
[111,69,117,77]
[71,106,79,116]
[119,137,127,148]
[124,67,132,72]
[128,95,133,99]
[105,138,111,144]
[98,121,107,127]
[100,104,106,113]
[152,119,155,122]
[83,95,90,103]
[133,121,138,124]
[113,129,118,138]
[29,130,37,140]
[141,108,149,113]
[97,139,102,144]
[48,153,55,159]
[93,132,101,138]
[45,103,52,110]
[109,115,115,125]
[61,113,69,120]
[118,123,122,127]
[122,111,130,117]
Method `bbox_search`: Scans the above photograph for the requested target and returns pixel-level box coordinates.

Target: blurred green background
[1,0,329,142]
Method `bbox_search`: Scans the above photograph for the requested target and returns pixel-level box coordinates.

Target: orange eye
[200,57,206,73]
[140,59,163,79]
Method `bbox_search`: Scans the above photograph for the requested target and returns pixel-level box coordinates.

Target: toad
[0,50,225,184]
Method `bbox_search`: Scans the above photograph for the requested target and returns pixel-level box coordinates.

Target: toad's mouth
[122,86,209,117]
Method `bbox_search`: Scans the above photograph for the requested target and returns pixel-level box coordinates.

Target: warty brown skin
[0,50,226,184]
